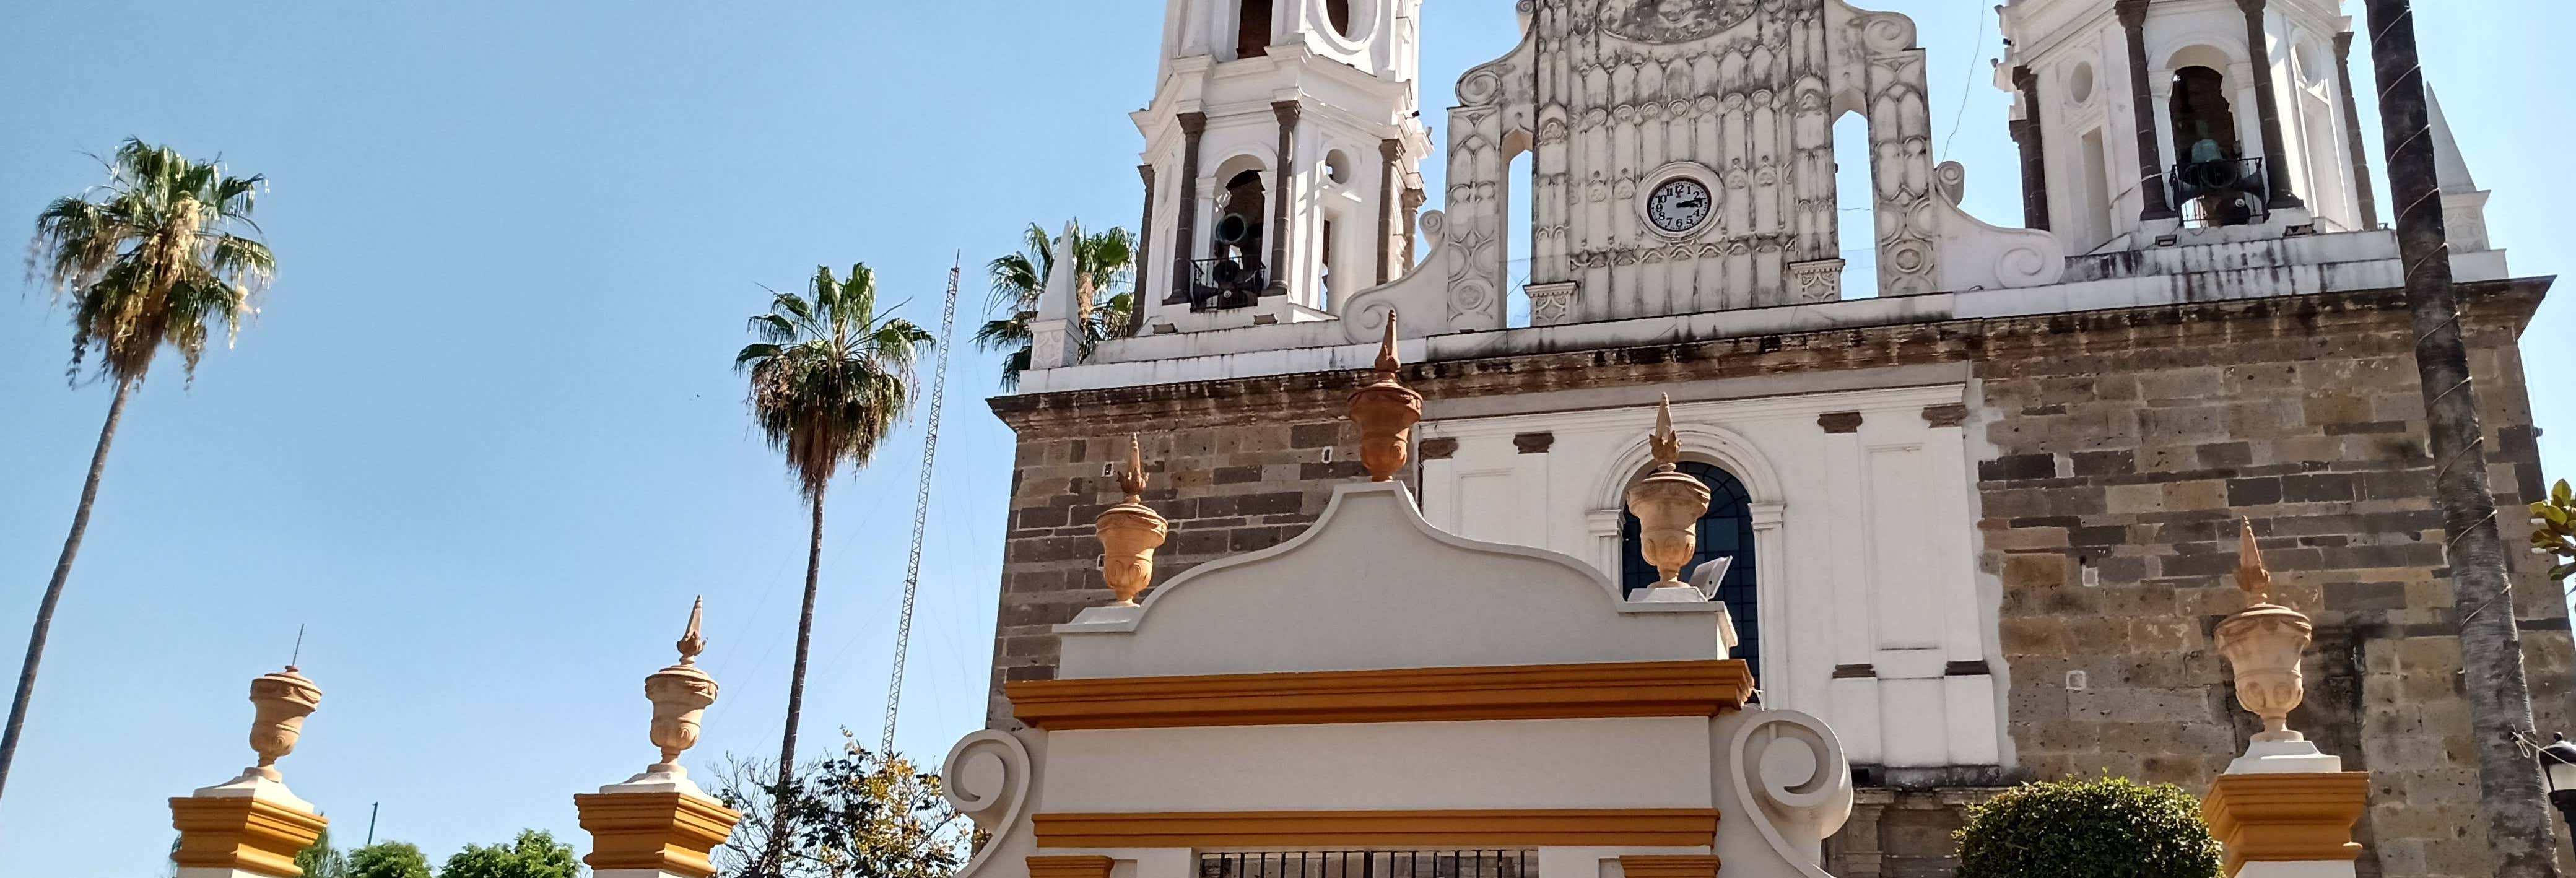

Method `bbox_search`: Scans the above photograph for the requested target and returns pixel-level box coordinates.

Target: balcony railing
[2169,156,2268,228]
[1199,851,1536,878]
[1182,255,1268,312]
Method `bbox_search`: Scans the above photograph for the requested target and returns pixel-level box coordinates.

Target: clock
[1647,177,1713,235]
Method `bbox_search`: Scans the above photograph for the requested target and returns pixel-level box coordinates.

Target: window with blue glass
[1619,461,1760,683]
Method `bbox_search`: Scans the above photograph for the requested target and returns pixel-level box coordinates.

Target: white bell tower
[1132,0,1433,335]
[1998,0,2375,251]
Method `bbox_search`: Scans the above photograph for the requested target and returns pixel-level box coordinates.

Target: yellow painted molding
[1027,854,1118,878]
[1033,808,1721,848]
[1619,854,1722,878]
[574,791,745,878]
[1009,660,1755,729]
[170,796,329,877]
[2201,772,2370,877]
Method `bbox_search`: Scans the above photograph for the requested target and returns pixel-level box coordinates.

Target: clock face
[1647,178,1713,235]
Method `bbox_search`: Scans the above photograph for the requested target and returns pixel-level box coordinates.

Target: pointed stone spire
[1039,221,1084,321]
[1029,222,1086,370]
[1347,311,1423,483]
[2427,87,2477,194]
[2234,518,2275,607]
[1628,395,1712,599]
[1097,435,1168,607]
[676,596,706,666]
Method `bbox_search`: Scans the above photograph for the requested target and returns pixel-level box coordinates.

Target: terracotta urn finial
[1096,435,1169,606]
[1347,311,1423,483]
[645,598,720,767]
[245,666,323,781]
[2214,518,2315,742]
[1627,395,1712,595]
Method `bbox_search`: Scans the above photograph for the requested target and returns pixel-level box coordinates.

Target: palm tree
[973,222,1136,388]
[735,264,934,875]
[12,139,274,799]
[2362,3,2557,875]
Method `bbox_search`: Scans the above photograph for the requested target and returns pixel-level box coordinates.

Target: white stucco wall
[1040,718,1718,812]
[1417,385,2003,770]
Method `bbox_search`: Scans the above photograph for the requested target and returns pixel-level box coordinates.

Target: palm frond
[736,262,934,500]
[28,140,274,385]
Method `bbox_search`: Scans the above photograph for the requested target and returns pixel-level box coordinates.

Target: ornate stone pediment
[1599,0,1762,43]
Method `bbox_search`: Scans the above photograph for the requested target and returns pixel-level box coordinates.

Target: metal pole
[365,802,377,846]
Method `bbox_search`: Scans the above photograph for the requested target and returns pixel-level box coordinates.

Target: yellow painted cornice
[1027,854,1118,878]
[2201,772,2370,877]
[1009,659,1755,730]
[1619,854,1723,878]
[170,796,328,878]
[1033,808,1721,848]
[574,791,744,878]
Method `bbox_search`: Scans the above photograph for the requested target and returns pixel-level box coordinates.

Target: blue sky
[0,1,2564,874]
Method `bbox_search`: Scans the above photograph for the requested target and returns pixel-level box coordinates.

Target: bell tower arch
[1132,0,1433,335]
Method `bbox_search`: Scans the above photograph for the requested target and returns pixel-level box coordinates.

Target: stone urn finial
[245,666,322,781]
[1348,311,1423,483]
[1627,395,1712,596]
[1096,435,1169,606]
[645,598,720,767]
[2214,519,2315,742]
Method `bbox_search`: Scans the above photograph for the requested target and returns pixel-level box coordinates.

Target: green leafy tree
[9,139,275,798]
[736,266,935,873]
[351,841,435,878]
[710,728,968,878]
[437,830,578,878]
[1953,776,2222,878]
[974,222,1136,388]
[2531,479,2576,584]
[296,829,349,878]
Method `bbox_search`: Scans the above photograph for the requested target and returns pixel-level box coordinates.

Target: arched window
[1619,461,1760,680]
[1326,0,1352,37]
[2169,64,2258,227]
[1237,0,1274,59]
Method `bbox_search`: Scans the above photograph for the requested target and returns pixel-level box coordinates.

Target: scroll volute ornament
[1096,435,1168,606]
[2214,519,2316,742]
[644,598,720,766]
[246,666,323,781]
[1347,312,1422,483]
[1627,396,1712,593]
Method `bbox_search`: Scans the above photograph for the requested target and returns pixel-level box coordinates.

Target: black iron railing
[1200,851,1536,878]
[1183,255,1268,311]
[2169,156,2268,228]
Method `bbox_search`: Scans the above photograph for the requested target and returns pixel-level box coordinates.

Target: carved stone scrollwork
[1725,710,1856,877]
[942,730,1034,873]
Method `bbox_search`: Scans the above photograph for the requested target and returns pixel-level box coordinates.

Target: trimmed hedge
[1954,776,2224,878]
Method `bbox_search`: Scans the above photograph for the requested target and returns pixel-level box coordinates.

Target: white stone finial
[612,599,721,797]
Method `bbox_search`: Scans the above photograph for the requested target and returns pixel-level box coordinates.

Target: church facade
[989,1,2571,876]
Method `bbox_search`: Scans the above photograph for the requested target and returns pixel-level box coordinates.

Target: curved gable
[1057,482,1730,679]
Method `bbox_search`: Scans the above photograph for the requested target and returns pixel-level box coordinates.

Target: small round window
[1327,0,1352,37]
[2067,62,2097,105]
[1325,150,1352,185]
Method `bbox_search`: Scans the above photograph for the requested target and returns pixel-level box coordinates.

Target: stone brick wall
[984,283,2565,878]
[986,376,1371,726]
[1975,291,2573,878]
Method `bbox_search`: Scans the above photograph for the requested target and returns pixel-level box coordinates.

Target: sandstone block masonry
[985,282,2567,878]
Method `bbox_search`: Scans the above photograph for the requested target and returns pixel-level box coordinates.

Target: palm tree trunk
[2364,2,2561,875]
[0,375,136,801]
[756,489,827,876]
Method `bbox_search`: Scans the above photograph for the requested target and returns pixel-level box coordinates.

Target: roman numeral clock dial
[1647,178,1713,235]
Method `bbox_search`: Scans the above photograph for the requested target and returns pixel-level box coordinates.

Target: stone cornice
[988,280,2548,433]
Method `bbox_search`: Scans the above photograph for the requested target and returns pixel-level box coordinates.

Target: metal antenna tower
[882,254,960,755]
